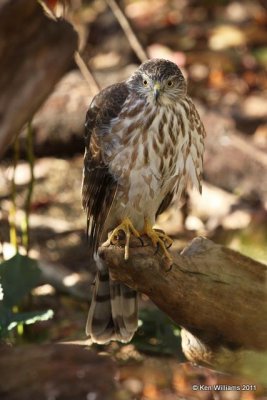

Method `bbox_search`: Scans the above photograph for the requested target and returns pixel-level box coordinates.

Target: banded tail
[86,255,138,343]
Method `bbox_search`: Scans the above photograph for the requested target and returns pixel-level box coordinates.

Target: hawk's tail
[86,257,138,344]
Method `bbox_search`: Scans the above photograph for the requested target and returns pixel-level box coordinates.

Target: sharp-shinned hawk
[82,58,205,344]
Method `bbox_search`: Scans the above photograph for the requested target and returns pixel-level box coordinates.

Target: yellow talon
[108,217,140,260]
[107,217,173,264]
[142,217,173,263]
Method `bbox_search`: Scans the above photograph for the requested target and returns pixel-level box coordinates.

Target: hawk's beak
[153,83,161,102]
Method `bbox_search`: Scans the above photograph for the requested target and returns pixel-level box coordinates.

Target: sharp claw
[125,230,130,260]
[143,218,173,264]
[153,242,160,256]
[165,263,173,272]
[138,236,144,247]
[110,237,116,246]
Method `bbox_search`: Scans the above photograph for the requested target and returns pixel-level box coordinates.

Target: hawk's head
[127,58,187,106]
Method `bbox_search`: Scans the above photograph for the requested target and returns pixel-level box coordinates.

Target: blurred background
[0,0,267,399]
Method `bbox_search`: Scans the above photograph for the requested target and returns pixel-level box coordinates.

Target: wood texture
[0,0,78,157]
[99,236,267,380]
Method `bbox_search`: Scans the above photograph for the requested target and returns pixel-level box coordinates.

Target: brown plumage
[82,59,206,343]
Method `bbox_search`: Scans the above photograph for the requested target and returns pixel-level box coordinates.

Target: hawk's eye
[143,79,148,87]
[167,80,173,87]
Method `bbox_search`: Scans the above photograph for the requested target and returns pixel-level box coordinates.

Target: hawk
[82,58,205,344]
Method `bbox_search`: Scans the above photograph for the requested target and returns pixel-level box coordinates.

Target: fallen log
[99,236,267,383]
[0,0,78,157]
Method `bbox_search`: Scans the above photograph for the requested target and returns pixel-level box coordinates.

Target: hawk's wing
[156,191,175,217]
[82,83,129,254]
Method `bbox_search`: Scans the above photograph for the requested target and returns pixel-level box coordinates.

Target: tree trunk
[0,0,78,158]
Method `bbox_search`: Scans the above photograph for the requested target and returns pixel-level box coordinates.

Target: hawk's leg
[142,217,173,263]
[107,217,141,260]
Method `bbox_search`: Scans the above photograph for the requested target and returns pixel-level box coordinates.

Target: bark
[99,236,267,382]
[0,0,78,158]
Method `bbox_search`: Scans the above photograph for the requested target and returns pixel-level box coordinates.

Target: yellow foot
[142,218,173,264]
[108,217,141,260]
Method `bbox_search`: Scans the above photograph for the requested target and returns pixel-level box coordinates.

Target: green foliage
[0,254,41,308]
[0,253,53,337]
[133,308,181,356]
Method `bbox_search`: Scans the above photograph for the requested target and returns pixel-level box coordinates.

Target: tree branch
[74,52,100,96]
[99,237,267,382]
[105,0,148,63]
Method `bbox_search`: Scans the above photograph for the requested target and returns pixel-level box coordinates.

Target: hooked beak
[153,83,161,102]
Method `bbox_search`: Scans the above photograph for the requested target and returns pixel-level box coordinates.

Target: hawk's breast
[104,96,204,224]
